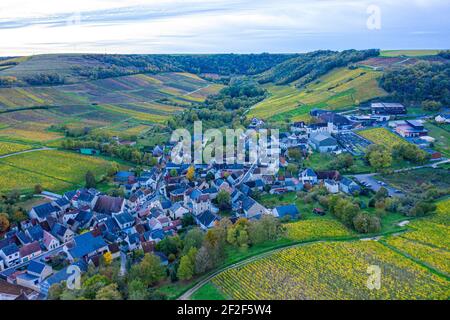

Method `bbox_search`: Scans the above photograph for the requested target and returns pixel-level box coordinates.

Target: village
[0,101,448,300]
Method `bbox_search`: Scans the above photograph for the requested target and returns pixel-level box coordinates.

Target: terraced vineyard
[249,67,387,121]
[0,72,222,141]
[0,150,118,193]
[210,241,449,300]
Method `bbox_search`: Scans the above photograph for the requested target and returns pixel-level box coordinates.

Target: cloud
[0,0,448,55]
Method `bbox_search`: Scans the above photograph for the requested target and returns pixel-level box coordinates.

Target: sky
[0,0,449,56]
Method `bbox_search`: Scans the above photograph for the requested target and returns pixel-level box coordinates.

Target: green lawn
[424,122,450,157]
[191,282,227,300]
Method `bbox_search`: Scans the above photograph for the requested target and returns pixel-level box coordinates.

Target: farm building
[308,133,338,153]
[371,103,407,115]
[395,120,428,138]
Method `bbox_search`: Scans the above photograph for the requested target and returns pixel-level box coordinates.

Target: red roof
[19,241,41,257]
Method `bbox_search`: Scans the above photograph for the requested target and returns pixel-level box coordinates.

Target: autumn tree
[0,213,10,233]
[186,166,195,181]
[127,279,148,300]
[366,145,392,170]
[130,253,165,286]
[95,283,122,300]
[177,247,198,280]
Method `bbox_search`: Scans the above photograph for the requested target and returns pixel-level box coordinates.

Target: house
[423,148,442,160]
[65,232,109,262]
[0,258,4,271]
[371,102,406,115]
[194,211,220,230]
[313,208,326,216]
[16,231,32,245]
[272,205,300,219]
[125,233,141,251]
[309,133,338,153]
[324,179,339,194]
[113,212,135,230]
[0,243,20,268]
[16,261,52,292]
[339,177,361,195]
[29,202,59,222]
[169,187,186,202]
[242,197,269,219]
[93,195,125,215]
[290,121,307,134]
[53,197,71,212]
[114,171,136,184]
[19,241,42,263]
[108,243,120,260]
[169,203,189,220]
[318,112,354,131]
[26,225,44,243]
[43,231,60,251]
[72,210,94,231]
[75,190,98,209]
[192,194,211,216]
[51,223,75,243]
[435,114,450,124]
[299,168,318,185]
[40,261,88,296]
[0,280,38,300]
[316,170,341,182]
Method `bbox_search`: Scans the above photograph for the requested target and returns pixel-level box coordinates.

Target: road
[0,147,56,159]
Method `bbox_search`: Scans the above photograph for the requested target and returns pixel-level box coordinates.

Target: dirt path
[0,147,55,159]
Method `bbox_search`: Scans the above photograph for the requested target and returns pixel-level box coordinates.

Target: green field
[380,50,441,57]
[424,122,450,157]
[249,67,387,121]
[191,283,227,300]
[0,150,119,193]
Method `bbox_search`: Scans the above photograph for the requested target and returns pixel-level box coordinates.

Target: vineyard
[210,241,449,300]
[384,198,450,276]
[0,150,116,193]
[0,141,33,156]
[285,219,354,241]
[357,128,408,150]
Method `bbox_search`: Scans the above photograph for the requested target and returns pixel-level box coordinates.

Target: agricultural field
[209,241,449,300]
[357,128,408,150]
[384,198,450,276]
[379,168,450,196]
[285,219,354,241]
[424,122,450,157]
[380,50,440,57]
[249,67,387,121]
[0,150,117,193]
[0,141,33,156]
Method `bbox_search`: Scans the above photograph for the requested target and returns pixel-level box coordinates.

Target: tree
[85,171,96,188]
[48,283,64,300]
[130,253,165,286]
[333,153,354,171]
[353,213,381,234]
[286,163,298,176]
[177,248,197,280]
[288,148,302,161]
[82,274,110,299]
[366,145,392,170]
[127,279,148,300]
[409,201,436,217]
[170,169,178,177]
[216,190,231,211]
[107,163,119,177]
[0,213,10,233]
[186,166,195,181]
[95,283,122,300]
[34,184,43,194]
[103,252,113,265]
[182,228,204,254]
[195,246,213,274]
[155,236,182,257]
[226,218,250,249]
[422,100,442,111]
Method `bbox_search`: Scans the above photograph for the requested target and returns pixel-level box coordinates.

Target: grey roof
[31,203,58,219]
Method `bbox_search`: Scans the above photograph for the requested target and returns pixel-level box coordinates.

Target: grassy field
[0,150,118,193]
[357,128,408,150]
[210,240,449,300]
[380,50,441,57]
[424,122,450,157]
[0,141,33,156]
[249,67,387,121]
[191,283,227,300]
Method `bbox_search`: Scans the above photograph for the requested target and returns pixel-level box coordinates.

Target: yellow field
[0,126,63,142]
[0,141,33,156]
[285,219,354,241]
[0,150,115,192]
[384,198,450,276]
[211,241,449,300]
[358,128,408,150]
[249,67,387,121]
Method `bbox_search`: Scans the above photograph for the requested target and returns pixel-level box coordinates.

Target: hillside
[249,66,387,121]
